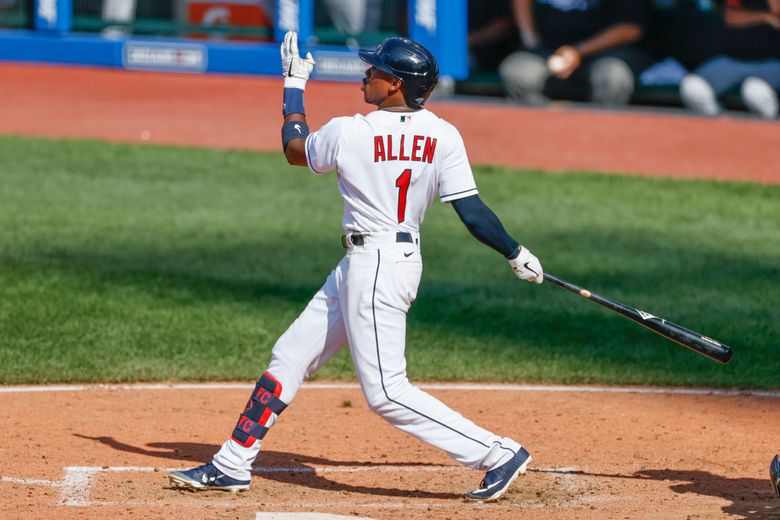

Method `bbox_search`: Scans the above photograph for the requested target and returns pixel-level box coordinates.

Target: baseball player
[772,454,780,498]
[169,32,544,502]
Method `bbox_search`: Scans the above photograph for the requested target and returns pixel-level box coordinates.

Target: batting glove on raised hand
[281,31,315,90]
[508,246,544,284]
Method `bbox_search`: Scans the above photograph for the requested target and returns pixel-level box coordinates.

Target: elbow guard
[281,120,309,152]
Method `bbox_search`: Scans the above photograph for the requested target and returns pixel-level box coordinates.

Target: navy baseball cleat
[771,454,780,498]
[466,446,532,502]
[169,462,250,493]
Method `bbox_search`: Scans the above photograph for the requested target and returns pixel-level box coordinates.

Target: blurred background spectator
[101,0,136,37]
[321,0,382,43]
[6,0,777,119]
[679,0,780,118]
[467,0,518,74]
[498,0,654,107]
[313,0,406,47]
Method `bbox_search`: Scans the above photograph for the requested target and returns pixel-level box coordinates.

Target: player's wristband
[281,120,309,151]
[283,87,306,117]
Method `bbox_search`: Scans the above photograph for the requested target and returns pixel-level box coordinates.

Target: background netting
[0,0,30,29]
[65,0,406,43]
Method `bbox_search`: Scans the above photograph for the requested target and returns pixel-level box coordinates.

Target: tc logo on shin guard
[256,389,272,405]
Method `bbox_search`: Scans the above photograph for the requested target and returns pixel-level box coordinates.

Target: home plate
[256,514,374,520]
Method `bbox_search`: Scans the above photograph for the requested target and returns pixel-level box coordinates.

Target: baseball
[140,130,151,141]
[580,289,592,298]
[547,55,567,74]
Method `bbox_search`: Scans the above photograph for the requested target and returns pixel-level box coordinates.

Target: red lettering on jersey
[422,137,437,164]
[374,136,386,162]
[375,135,433,162]
[387,135,398,161]
[399,135,410,161]
[411,135,423,162]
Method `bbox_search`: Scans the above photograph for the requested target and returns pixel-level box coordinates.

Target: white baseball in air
[547,55,566,74]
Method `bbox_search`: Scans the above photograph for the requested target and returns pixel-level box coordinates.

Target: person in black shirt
[468,0,519,73]
[499,0,654,106]
[679,0,780,119]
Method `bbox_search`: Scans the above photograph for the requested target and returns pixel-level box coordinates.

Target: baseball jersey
[304,109,478,234]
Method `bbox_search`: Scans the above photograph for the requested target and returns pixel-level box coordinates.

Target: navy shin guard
[231,372,287,447]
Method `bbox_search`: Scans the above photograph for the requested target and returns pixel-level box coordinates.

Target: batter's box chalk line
[2,466,156,506]
[1,464,579,508]
[256,514,374,520]
[250,465,465,474]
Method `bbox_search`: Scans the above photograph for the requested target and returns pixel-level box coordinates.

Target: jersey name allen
[374,135,437,163]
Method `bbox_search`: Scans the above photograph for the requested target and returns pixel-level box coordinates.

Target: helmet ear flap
[411,76,438,108]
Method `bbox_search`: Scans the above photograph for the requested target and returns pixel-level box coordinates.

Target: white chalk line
[72,494,620,513]
[251,465,464,474]
[1,381,778,398]
[57,499,563,511]
[256,515,374,520]
[0,476,60,486]
[60,467,100,506]
[1,467,99,506]
[0,464,578,509]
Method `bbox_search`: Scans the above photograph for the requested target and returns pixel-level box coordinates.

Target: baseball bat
[543,273,733,364]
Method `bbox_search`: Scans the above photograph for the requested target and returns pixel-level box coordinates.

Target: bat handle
[544,273,592,299]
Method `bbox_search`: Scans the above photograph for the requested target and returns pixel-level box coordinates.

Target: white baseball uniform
[212,108,523,480]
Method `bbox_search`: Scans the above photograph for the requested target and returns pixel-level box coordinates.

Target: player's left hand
[508,246,544,284]
[281,31,316,90]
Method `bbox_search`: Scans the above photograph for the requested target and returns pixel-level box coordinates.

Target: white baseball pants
[213,234,521,480]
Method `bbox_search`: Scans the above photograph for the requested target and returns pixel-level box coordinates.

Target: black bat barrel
[543,274,733,364]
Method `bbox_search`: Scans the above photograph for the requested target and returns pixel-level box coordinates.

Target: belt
[341,232,414,248]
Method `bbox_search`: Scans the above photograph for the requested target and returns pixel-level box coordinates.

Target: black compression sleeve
[451,195,520,259]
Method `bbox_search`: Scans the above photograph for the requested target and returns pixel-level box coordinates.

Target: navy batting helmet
[358,37,439,109]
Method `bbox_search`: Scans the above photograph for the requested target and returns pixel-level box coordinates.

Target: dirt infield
[1,383,778,519]
[1,62,779,183]
[1,63,779,519]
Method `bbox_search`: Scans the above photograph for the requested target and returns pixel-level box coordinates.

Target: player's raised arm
[450,195,543,284]
[280,31,315,166]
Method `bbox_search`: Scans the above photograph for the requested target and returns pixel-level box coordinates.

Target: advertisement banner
[408,0,467,80]
[311,50,365,81]
[34,0,72,33]
[122,41,208,73]
[188,0,274,41]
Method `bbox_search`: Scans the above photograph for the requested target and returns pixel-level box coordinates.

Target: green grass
[0,135,777,387]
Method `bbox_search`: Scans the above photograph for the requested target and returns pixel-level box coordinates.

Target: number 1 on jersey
[395,169,412,224]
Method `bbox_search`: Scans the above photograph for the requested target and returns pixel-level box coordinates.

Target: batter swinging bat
[543,273,733,364]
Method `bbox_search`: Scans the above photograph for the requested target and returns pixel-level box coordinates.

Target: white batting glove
[281,31,315,90]
[508,246,544,284]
